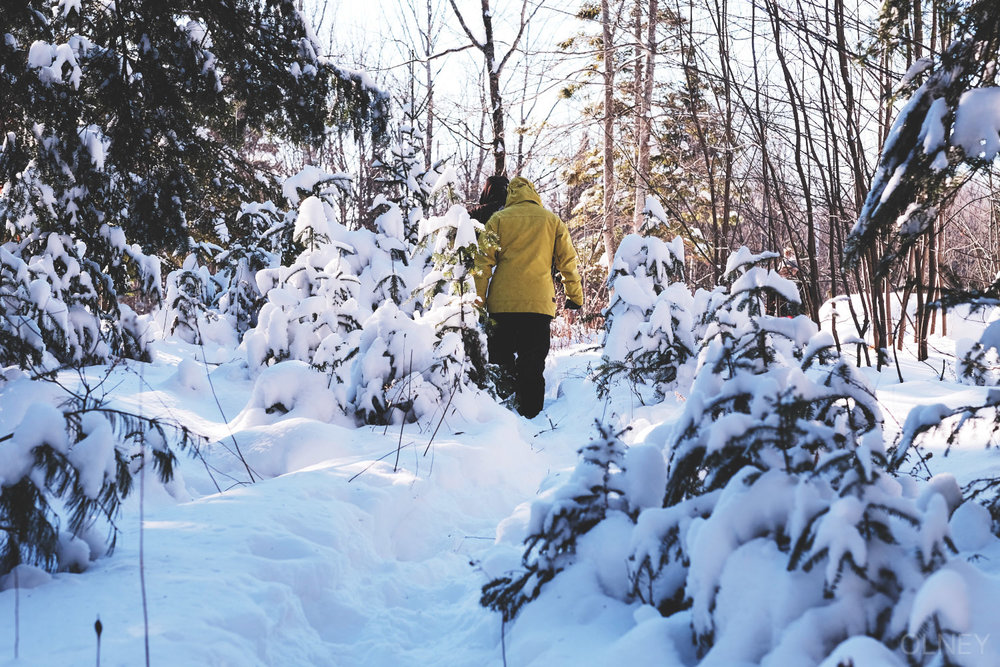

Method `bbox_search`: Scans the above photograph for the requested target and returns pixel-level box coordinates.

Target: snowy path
[0,343,611,666]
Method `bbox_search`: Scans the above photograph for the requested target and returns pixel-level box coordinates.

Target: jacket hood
[479,175,509,206]
[505,177,542,207]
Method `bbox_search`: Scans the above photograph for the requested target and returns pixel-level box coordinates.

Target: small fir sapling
[954,317,1000,386]
[663,247,817,504]
[366,194,423,314]
[634,325,959,661]
[373,102,443,245]
[242,186,479,425]
[243,193,364,371]
[636,333,883,605]
[352,302,438,424]
[597,233,695,398]
[214,203,282,336]
[0,385,202,576]
[294,196,333,252]
[350,205,486,424]
[419,205,490,391]
[162,254,219,345]
[630,350,960,662]
[481,422,631,621]
[955,339,1000,386]
[477,244,964,662]
[278,167,353,263]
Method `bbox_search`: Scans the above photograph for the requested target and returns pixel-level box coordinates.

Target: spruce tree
[420,205,490,392]
[373,103,442,245]
[0,385,202,576]
[1,0,386,368]
[597,233,694,398]
[481,422,630,621]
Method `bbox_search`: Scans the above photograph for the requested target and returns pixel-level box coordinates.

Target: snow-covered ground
[0,338,609,666]
[1,316,999,666]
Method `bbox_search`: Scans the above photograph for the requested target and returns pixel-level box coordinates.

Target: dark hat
[479,175,510,206]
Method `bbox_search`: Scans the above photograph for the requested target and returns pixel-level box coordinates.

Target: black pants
[487,312,552,418]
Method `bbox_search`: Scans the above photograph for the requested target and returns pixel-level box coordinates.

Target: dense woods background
[297,0,1000,364]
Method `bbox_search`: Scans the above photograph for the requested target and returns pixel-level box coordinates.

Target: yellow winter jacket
[474,177,584,317]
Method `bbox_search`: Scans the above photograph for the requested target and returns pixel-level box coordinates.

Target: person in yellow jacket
[473,177,584,418]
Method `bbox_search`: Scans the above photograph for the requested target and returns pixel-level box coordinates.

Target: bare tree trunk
[715,0,735,286]
[424,0,435,170]
[602,0,618,272]
[767,0,820,322]
[631,0,657,234]
[449,0,536,177]
[630,0,643,234]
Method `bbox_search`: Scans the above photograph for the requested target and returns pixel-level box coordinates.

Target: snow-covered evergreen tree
[0,226,158,369]
[374,103,443,245]
[365,195,424,315]
[244,195,363,374]
[955,318,1000,386]
[162,254,218,346]
[483,242,970,663]
[242,188,487,425]
[0,380,201,576]
[481,423,630,621]
[597,233,694,398]
[214,203,283,337]
[419,205,490,393]
[848,0,1000,276]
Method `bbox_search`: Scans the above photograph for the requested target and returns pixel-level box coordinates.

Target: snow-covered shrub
[485,244,972,663]
[955,340,1000,385]
[214,202,282,337]
[629,344,959,662]
[420,205,490,392]
[239,360,354,427]
[352,302,439,424]
[672,464,958,663]
[629,291,961,663]
[243,197,364,413]
[352,205,488,424]
[0,228,158,369]
[955,318,1000,386]
[242,194,487,426]
[245,242,363,371]
[366,194,425,314]
[0,387,201,575]
[663,247,816,503]
[481,423,630,621]
[596,234,694,398]
[664,332,877,504]
[891,389,1000,525]
[373,102,449,244]
[162,254,220,345]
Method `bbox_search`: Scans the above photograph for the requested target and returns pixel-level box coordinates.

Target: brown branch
[448,0,485,51]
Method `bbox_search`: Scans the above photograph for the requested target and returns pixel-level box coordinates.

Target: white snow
[2,403,68,485]
[908,568,971,635]
[951,501,994,552]
[953,88,1000,161]
[67,413,116,499]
